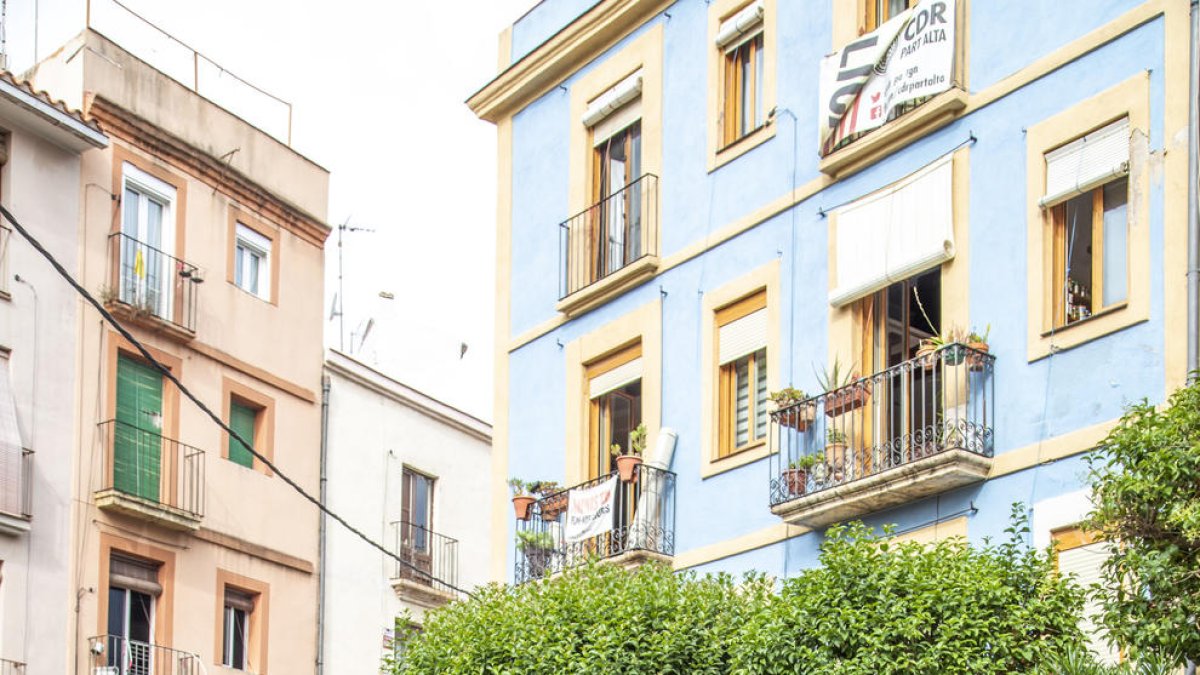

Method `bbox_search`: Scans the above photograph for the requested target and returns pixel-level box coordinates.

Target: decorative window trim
[226,208,280,305]
[707,0,777,171]
[700,261,780,478]
[221,377,275,477]
[97,532,176,649]
[1024,73,1150,362]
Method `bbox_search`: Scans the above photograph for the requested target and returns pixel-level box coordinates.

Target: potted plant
[531,481,567,521]
[610,423,647,483]
[783,454,820,496]
[510,479,536,521]
[825,427,850,482]
[816,358,870,417]
[770,388,815,431]
[966,325,991,371]
[516,530,558,578]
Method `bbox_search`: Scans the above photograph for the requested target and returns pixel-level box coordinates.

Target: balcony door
[114,354,163,502]
[591,120,643,280]
[120,165,176,322]
[400,468,434,583]
[107,555,159,675]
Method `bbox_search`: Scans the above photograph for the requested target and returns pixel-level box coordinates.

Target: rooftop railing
[559,173,659,300]
[515,463,675,584]
[390,520,460,598]
[97,420,205,520]
[769,343,995,507]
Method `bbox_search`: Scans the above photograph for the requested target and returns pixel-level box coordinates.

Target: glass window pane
[735,356,750,447]
[1063,191,1095,324]
[235,245,245,287]
[122,189,139,236]
[248,252,260,295]
[755,349,768,440]
[1102,179,1129,307]
[754,36,764,129]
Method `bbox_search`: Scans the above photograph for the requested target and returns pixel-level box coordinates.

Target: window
[227,399,259,469]
[234,223,271,300]
[1053,526,1118,665]
[718,1,765,147]
[0,351,27,517]
[587,343,643,480]
[716,291,768,457]
[119,164,177,322]
[1043,118,1131,328]
[864,0,914,33]
[107,554,161,675]
[222,587,255,670]
[399,468,435,583]
[114,353,164,502]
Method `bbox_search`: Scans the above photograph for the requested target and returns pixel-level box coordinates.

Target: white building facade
[320,350,492,673]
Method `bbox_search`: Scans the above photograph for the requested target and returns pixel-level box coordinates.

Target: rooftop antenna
[335,218,375,351]
[350,317,375,355]
[1,0,8,70]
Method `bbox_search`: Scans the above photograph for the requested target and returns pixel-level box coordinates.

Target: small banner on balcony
[565,476,617,543]
[818,0,956,155]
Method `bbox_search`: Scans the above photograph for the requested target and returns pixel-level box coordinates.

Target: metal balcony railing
[0,658,25,675]
[390,520,459,597]
[0,449,33,520]
[88,635,201,675]
[515,463,675,584]
[97,420,205,519]
[106,232,201,334]
[559,173,659,299]
[769,343,995,507]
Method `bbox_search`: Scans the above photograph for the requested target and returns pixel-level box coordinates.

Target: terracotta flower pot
[539,493,568,521]
[512,495,536,521]
[615,454,643,482]
[967,342,990,371]
[915,344,938,369]
[825,442,849,482]
[824,386,871,417]
[783,468,808,496]
[778,403,816,431]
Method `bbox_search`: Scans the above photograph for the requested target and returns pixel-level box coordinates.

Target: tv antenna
[335,218,375,351]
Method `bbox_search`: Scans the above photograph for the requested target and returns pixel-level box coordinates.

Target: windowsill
[711,120,776,171]
[230,282,274,305]
[701,438,770,479]
[818,88,969,178]
[105,300,196,343]
[1030,301,1145,362]
[556,255,660,316]
[1039,302,1129,338]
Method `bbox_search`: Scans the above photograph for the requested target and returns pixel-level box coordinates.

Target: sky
[5,0,536,421]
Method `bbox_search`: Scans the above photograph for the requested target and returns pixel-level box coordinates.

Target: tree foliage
[391,512,1087,674]
[1086,380,1200,664]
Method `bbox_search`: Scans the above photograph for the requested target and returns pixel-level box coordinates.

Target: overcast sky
[7,0,534,421]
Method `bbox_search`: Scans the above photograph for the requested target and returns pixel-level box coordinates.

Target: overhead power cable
[0,203,474,599]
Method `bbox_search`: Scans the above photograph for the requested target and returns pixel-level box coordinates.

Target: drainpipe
[1188,0,1200,383]
[316,374,331,675]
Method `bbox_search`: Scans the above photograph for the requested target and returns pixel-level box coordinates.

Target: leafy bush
[1086,380,1200,665]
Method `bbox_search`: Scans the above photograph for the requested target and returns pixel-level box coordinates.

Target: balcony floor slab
[94,488,202,531]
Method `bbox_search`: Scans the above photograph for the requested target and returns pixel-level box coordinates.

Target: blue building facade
[470,0,1192,626]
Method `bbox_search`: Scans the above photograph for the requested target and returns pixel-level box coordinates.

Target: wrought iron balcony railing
[390,520,459,597]
[106,232,201,335]
[559,173,659,300]
[0,658,25,675]
[0,449,33,520]
[769,343,995,508]
[88,635,201,675]
[515,463,675,584]
[97,420,205,521]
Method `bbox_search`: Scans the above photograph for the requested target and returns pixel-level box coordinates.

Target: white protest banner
[564,476,617,543]
[818,0,956,155]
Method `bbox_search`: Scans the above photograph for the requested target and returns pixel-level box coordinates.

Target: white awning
[1040,117,1130,208]
[718,308,767,364]
[716,1,764,49]
[830,155,955,307]
[589,357,642,399]
[581,70,643,129]
[0,353,25,517]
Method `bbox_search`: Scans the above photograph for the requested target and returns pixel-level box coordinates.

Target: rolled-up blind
[582,70,644,129]
[110,554,162,596]
[589,358,642,399]
[225,587,257,612]
[0,352,24,517]
[718,309,767,364]
[830,155,955,307]
[716,1,764,49]
[1041,117,1130,208]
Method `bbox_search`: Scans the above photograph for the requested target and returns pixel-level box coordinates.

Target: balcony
[769,344,995,528]
[515,464,675,585]
[389,520,460,608]
[557,173,659,316]
[0,448,33,535]
[95,420,205,531]
[0,658,25,675]
[104,232,202,342]
[88,635,201,675]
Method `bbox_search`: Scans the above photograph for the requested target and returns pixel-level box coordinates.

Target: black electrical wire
[0,203,475,599]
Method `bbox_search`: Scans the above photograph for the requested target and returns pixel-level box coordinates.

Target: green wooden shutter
[228,401,256,469]
[115,355,163,501]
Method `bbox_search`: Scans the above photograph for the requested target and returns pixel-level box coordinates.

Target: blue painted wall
[500,0,1170,581]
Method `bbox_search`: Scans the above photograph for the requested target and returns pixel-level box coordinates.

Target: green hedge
[391,514,1088,674]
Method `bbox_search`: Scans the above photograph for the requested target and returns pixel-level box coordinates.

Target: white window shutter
[1060,542,1120,665]
[0,354,24,517]
[718,308,767,364]
[1041,117,1130,208]
[716,1,764,49]
[581,70,644,129]
[830,155,956,307]
[589,357,642,399]
[592,99,642,147]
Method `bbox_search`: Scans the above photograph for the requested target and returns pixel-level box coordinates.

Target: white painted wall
[0,127,87,673]
[321,350,492,673]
